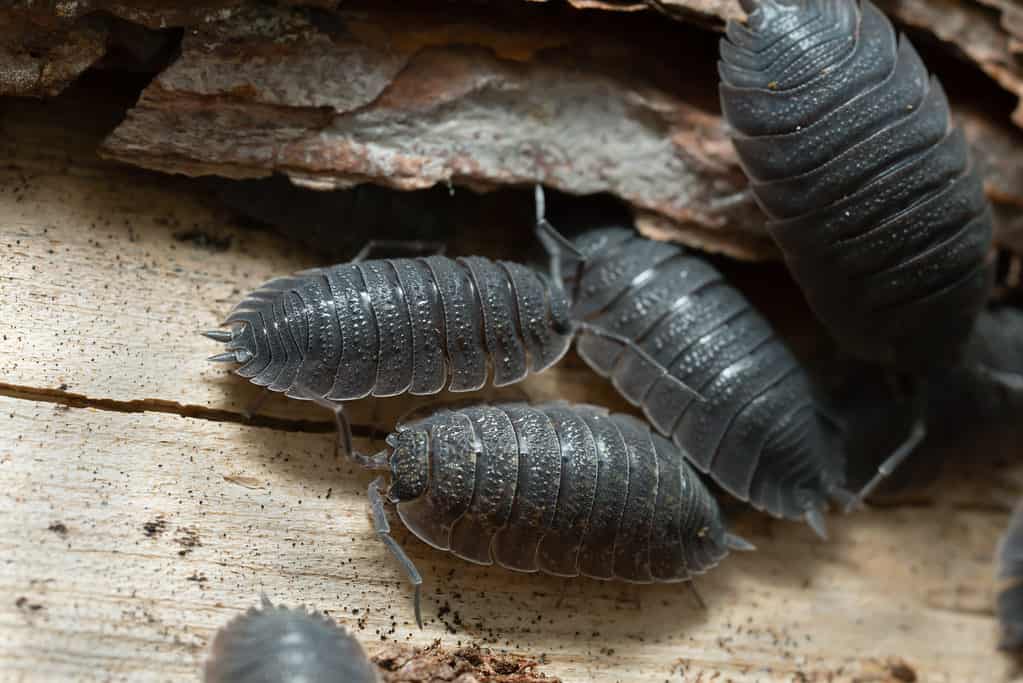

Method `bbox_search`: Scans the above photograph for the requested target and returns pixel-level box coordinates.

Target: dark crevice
[0,382,385,439]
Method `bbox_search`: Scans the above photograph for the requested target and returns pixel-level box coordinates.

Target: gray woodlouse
[717,0,994,371]
[543,217,876,533]
[355,401,752,627]
[932,306,1022,652]
[998,499,1023,651]
[204,596,378,683]
[206,243,576,454]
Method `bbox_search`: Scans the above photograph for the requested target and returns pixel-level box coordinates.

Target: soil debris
[142,517,167,538]
[373,640,560,682]
[888,659,917,682]
[172,229,232,252]
[15,597,44,611]
[174,526,202,556]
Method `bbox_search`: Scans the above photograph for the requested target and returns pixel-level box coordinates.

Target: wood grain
[1,80,1020,683]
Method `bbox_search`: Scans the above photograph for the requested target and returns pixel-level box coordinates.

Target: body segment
[560,228,847,530]
[718,0,994,369]
[208,255,573,441]
[384,402,742,583]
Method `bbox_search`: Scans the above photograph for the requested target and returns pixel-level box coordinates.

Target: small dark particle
[57,384,68,391]
[187,572,208,583]
[47,522,68,536]
[143,518,167,538]
[889,661,917,682]
[175,527,201,556]
[15,597,43,611]
[173,229,232,252]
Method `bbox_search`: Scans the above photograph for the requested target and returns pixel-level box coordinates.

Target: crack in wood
[0,381,385,439]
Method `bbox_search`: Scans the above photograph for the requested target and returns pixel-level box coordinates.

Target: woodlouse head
[386,429,430,502]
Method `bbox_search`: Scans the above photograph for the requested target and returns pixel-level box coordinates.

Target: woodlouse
[357,401,752,626]
[543,217,872,532]
[998,498,1023,651]
[717,0,994,371]
[204,596,378,683]
[206,243,575,454]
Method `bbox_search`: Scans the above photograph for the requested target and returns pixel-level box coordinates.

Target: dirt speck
[174,526,201,556]
[223,474,263,489]
[47,522,68,536]
[15,597,43,611]
[173,229,232,252]
[143,517,167,538]
[889,660,917,682]
[373,640,559,682]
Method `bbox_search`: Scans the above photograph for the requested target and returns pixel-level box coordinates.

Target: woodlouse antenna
[848,419,927,511]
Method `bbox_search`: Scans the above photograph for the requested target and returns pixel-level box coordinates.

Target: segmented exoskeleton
[543,222,863,535]
[357,401,752,627]
[204,596,378,683]
[718,0,994,371]
[999,499,1023,651]
[206,248,574,453]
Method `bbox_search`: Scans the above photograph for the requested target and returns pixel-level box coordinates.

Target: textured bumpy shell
[219,256,573,399]
[204,598,378,683]
[566,228,844,522]
[387,402,733,582]
[718,0,993,369]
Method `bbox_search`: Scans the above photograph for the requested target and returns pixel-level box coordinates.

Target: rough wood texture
[1,76,1020,683]
[5,1,1023,261]
[95,2,1023,260]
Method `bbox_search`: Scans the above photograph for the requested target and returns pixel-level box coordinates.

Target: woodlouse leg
[367,477,424,629]
[706,188,757,215]
[533,184,587,288]
[848,419,927,511]
[351,240,446,262]
[575,321,705,402]
[241,391,270,421]
[287,384,372,466]
[686,581,707,611]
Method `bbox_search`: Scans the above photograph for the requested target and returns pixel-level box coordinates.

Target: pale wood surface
[1,85,1020,683]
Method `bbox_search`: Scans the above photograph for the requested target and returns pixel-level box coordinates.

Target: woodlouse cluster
[198,0,1022,663]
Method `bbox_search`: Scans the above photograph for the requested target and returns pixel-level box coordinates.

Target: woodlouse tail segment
[724,533,756,552]
[706,187,758,217]
[804,506,829,540]
[204,326,254,365]
[203,329,233,343]
[847,418,927,512]
[367,477,424,629]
